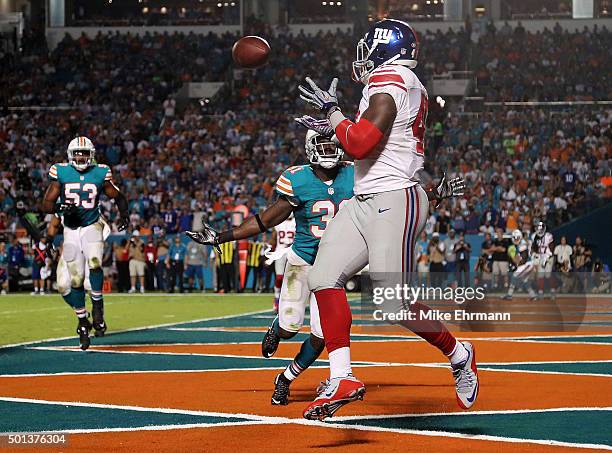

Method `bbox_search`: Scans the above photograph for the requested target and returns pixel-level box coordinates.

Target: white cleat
[452,341,479,409]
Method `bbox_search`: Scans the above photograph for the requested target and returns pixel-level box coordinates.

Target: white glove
[294,115,334,137]
[186,224,221,255]
[298,77,339,114]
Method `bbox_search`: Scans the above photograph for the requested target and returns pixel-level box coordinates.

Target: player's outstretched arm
[297,76,396,160]
[187,198,294,249]
[103,181,129,231]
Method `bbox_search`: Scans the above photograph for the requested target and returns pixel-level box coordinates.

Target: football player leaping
[296,19,477,419]
[42,137,129,350]
[188,131,352,405]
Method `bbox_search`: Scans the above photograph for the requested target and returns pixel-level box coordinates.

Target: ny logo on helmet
[372,28,394,48]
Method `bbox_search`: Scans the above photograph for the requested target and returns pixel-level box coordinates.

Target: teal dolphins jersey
[48,163,112,228]
[275,163,354,265]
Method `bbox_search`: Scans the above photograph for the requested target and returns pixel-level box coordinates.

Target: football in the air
[232,35,270,69]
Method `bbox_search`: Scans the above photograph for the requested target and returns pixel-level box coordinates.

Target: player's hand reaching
[186,224,221,255]
[298,77,339,115]
[433,173,465,208]
[294,115,334,137]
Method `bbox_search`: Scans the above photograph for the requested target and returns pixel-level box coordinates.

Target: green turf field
[0,293,272,346]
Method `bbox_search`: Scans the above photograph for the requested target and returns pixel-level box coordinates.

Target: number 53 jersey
[49,163,112,229]
[275,163,354,265]
[354,65,427,195]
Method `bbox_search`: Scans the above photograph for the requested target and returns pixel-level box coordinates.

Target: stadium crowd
[0,24,610,293]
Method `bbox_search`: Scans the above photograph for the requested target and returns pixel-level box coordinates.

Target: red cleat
[303,376,365,420]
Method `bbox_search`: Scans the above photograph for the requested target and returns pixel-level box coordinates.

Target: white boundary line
[0,308,272,350]
[0,397,610,450]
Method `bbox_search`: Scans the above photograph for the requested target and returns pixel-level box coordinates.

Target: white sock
[329,347,352,379]
[448,341,469,365]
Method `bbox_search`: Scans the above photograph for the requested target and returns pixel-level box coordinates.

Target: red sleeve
[334,117,384,160]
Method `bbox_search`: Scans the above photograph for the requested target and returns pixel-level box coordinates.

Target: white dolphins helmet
[512,229,523,244]
[67,136,95,171]
[305,130,343,169]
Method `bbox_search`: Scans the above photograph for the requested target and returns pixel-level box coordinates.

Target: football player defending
[503,230,538,301]
[187,131,353,405]
[42,137,129,350]
[269,213,296,312]
[296,19,478,419]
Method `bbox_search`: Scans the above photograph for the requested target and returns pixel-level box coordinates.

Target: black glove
[117,216,129,232]
[186,223,221,255]
[433,173,466,208]
[57,202,78,217]
[45,238,58,261]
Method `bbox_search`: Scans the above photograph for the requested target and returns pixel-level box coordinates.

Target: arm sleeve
[104,166,113,182]
[48,164,58,181]
[275,170,300,206]
[329,111,384,160]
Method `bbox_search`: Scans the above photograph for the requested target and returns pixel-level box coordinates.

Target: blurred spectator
[114,239,130,293]
[144,237,158,291]
[167,236,186,293]
[185,241,206,292]
[443,229,459,281]
[156,236,170,291]
[454,233,472,287]
[491,229,510,289]
[428,233,445,287]
[128,231,146,293]
[8,238,25,292]
[31,238,47,295]
[0,242,8,294]
[554,236,573,271]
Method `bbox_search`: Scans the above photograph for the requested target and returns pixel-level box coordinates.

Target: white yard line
[0,397,610,450]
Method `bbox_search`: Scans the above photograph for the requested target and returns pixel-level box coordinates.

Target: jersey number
[310,199,349,238]
[411,92,428,155]
[278,230,295,245]
[64,183,98,209]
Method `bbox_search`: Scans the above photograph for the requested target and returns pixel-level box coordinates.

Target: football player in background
[42,137,129,350]
[296,19,476,419]
[269,213,295,311]
[532,221,556,299]
[503,229,538,301]
[187,131,353,405]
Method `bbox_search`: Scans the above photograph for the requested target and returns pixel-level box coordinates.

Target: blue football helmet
[352,19,419,84]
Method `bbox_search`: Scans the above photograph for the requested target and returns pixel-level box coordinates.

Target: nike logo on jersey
[378,208,391,213]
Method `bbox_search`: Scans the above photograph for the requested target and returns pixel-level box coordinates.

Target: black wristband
[254,214,266,233]
[217,230,234,244]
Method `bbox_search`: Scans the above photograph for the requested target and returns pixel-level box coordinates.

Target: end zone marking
[0,397,610,450]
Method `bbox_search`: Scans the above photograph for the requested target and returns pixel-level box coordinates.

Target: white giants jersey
[274,217,296,250]
[354,65,427,195]
[531,232,553,258]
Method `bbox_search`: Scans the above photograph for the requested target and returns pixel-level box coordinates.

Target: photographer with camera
[454,232,472,287]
